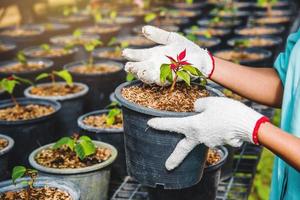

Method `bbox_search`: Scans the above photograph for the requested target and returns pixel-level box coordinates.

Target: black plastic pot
[48,14,91,29]
[193,36,222,53]
[146,146,228,200]
[65,60,125,111]
[93,47,126,63]
[208,10,251,24]
[23,45,78,70]
[0,134,14,181]
[214,48,272,67]
[38,23,71,42]
[96,16,136,35]
[81,24,121,44]
[220,145,236,181]
[0,41,16,61]
[170,2,206,10]
[197,18,243,29]
[0,98,61,167]
[24,82,89,137]
[78,109,127,180]
[114,81,223,189]
[234,25,286,38]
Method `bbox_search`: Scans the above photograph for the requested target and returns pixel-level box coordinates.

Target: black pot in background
[221,145,236,181]
[147,146,228,200]
[48,14,91,30]
[81,24,121,44]
[0,134,14,181]
[115,81,223,189]
[197,18,243,30]
[24,82,89,137]
[234,25,286,38]
[93,47,126,63]
[0,98,61,167]
[65,60,125,111]
[78,109,127,181]
[38,23,71,42]
[0,41,16,61]
[193,36,222,53]
[170,2,206,10]
[208,10,251,24]
[23,45,78,70]
[96,16,136,35]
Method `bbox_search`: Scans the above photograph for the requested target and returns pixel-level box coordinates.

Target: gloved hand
[148,97,269,170]
[122,25,215,85]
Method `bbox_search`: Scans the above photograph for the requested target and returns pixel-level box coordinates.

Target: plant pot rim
[197,18,242,27]
[29,141,117,174]
[184,27,231,36]
[0,40,16,51]
[39,22,71,31]
[92,47,126,62]
[78,109,123,133]
[64,60,124,76]
[23,45,78,58]
[109,92,117,103]
[0,177,80,199]
[165,9,202,18]
[205,146,228,172]
[97,16,136,25]
[24,82,89,101]
[115,35,156,48]
[115,80,223,117]
[0,97,61,125]
[50,34,100,45]
[209,10,251,18]
[0,24,45,38]
[0,134,14,156]
[234,25,285,35]
[0,58,54,75]
[227,35,283,47]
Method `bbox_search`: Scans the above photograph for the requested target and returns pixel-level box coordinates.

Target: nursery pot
[194,36,222,53]
[24,82,89,137]
[93,47,126,63]
[81,24,121,44]
[65,60,125,111]
[0,41,16,61]
[0,177,80,200]
[0,134,14,181]
[48,14,91,30]
[197,18,243,29]
[0,98,61,167]
[39,23,71,41]
[146,146,228,200]
[78,109,127,181]
[115,81,223,189]
[29,141,117,200]
[234,25,286,38]
[220,145,236,181]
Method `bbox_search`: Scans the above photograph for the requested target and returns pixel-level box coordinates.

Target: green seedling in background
[126,73,135,82]
[35,70,73,87]
[40,43,51,53]
[84,39,103,67]
[233,39,251,49]
[109,10,118,21]
[17,51,28,66]
[73,28,83,38]
[144,12,157,23]
[105,101,122,126]
[63,5,78,17]
[257,0,278,15]
[92,10,103,25]
[53,135,96,160]
[108,37,130,55]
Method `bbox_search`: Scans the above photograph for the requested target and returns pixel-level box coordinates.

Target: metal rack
[110,143,263,200]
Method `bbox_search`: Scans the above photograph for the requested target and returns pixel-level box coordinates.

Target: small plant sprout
[53,135,96,160]
[35,70,73,87]
[0,76,33,106]
[17,51,28,66]
[12,166,38,199]
[257,0,277,15]
[105,101,122,126]
[73,28,83,38]
[63,5,78,17]
[109,10,118,22]
[209,16,222,25]
[40,43,51,53]
[144,12,157,23]
[84,39,103,67]
[233,39,251,49]
[160,49,206,92]
[108,37,130,55]
[126,73,135,82]
[92,10,103,25]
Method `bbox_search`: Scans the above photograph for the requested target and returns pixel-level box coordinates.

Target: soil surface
[121,83,209,112]
[238,27,279,36]
[69,64,120,74]
[166,10,197,18]
[52,36,96,46]
[118,36,155,47]
[35,145,111,169]
[0,187,72,200]
[152,18,185,26]
[195,40,218,48]
[233,37,275,47]
[83,113,123,129]
[30,48,71,58]
[0,63,46,73]
[96,50,122,60]
[0,104,55,121]
[0,44,11,52]
[191,28,227,37]
[84,25,120,35]
[206,148,221,166]
[0,138,8,151]
[255,16,290,25]
[0,29,40,37]
[30,84,83,97]
[215,50,265,62]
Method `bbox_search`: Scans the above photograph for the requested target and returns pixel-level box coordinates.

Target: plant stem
[267,4,272,16]
[51,72,56,87]
[11,94,19,107]
[88,52,93,68]
[170,74,178,92]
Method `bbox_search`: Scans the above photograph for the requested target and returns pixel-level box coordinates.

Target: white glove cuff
[197,49,215,78]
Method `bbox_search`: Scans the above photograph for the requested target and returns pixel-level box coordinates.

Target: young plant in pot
[29,134,117,200]
[0,76,61,167]
[65,39,125,111]
[24,70,88,137]
[250,14,292,28]
[24,43,78,70]
[0,40,16,61]
[78,101,127,181]
[209,6,250,23]
[0,165,80,199]
[234,25,285,38]
[0,134,14,180]
[186,33,221,53]
[197,16,242,29]
[39,22,71,39]
[171,0,205,10]
[114,35,157,49]
[115,49,223,189]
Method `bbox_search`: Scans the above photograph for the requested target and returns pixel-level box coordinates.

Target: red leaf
[166,55,176,63]
[179,61,192,66]
[170,63,177,70]
[177,49,186,61]
[7,76,14,80]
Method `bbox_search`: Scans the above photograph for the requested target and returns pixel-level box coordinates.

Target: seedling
[257,0,278,15]
[17,51,28,66]
[233,39,251,49]
[209,16,223,25]
[109,10,118,22]
[108,37,130,55]
[12,166,38,199]
[63,6,78,17]
[144,12,157,23]
[73,28,83,39]
[53,135,96,160]
[40,43,51,53]
[0,75,33,106]
[35,70,73,87]
[92,10,103,25]
[84,39,103,67]
[160,49,206,92]
[126,73,135,82]
[105,101,122,126]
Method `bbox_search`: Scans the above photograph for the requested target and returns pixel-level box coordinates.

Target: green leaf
[53,137,75,151]
[144,13,157,23]
[75,140,96,160]
[84,39,103,52]
[160,64,172,84]
[12,75,33,86]
[0,78,19,94]
[126,73,135,82]
[12,166,26,184]
[186,0,194,4]
[110,11,117,20]
[40,44,51,52]
[35,73,49,81]
[120,41,129,49]
[108,37,117,46]
[182,65,198,76]
[105,101,120,109]
[186,34,198,42]
[106,108,121,125]
[176,70,190,86]
[93,11,102,23]
[73,29,82,38]
[79,135,92,142]
[191,25,199,31]
[17,51,27,65]
[54,70,73,86]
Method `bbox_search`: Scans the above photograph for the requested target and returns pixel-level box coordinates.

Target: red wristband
[252,116,270,145]
[207,51,215,79]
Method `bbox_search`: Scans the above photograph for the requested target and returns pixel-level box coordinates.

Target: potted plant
[185,33,221,52]
[209,6,250,23]
[171,0,205,10]
[24,70,88,137]
[146,147,228,200]
[197,16,243,29]
[0,40,16,61]
[39,22,71,39]
[0,165,80,199]
[24,43,78,70]
[255,0,291,16]
[29,135,117,200]
[234,25,286,38]
[0,76,61,167]
[78,102,127,180]
[250,15,292,28]
[115,49,223,189]
[65,40,125,111]
[114,35,156,48]
[0,134,14,181]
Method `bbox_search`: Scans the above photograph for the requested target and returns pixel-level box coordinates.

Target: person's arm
[259,123,300,171]
[211,57,284,108]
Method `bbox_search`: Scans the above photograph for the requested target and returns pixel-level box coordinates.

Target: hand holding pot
[122,25,214,85]
[148,97,269,170]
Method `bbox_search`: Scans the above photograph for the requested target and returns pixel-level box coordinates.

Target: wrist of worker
[252,116,270,145]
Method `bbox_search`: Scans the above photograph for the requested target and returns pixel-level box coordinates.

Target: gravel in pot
[0,177,80,200]
[29,139,117,200]
[132,24,179,35]
[186,35,222,52]
[147,146,228,200]
[170,1,206,10]
[96,16,136,26]
[254,8,295,17]
[0,98,61,167]
[65,60,125,111]
[0,41,16,61]
[115,80,223,189]
[114,35,156,48]
[197,17,243,29]
[234,25,285,37]
[0,134,14,180]
[250,16,292,27]
[78,109,127,180]
[49,14,90,29]
[164,9,201,19]
[209,8,250,22]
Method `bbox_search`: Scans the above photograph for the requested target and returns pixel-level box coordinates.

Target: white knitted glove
[122,25,215,86]
[147,97,269,170]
